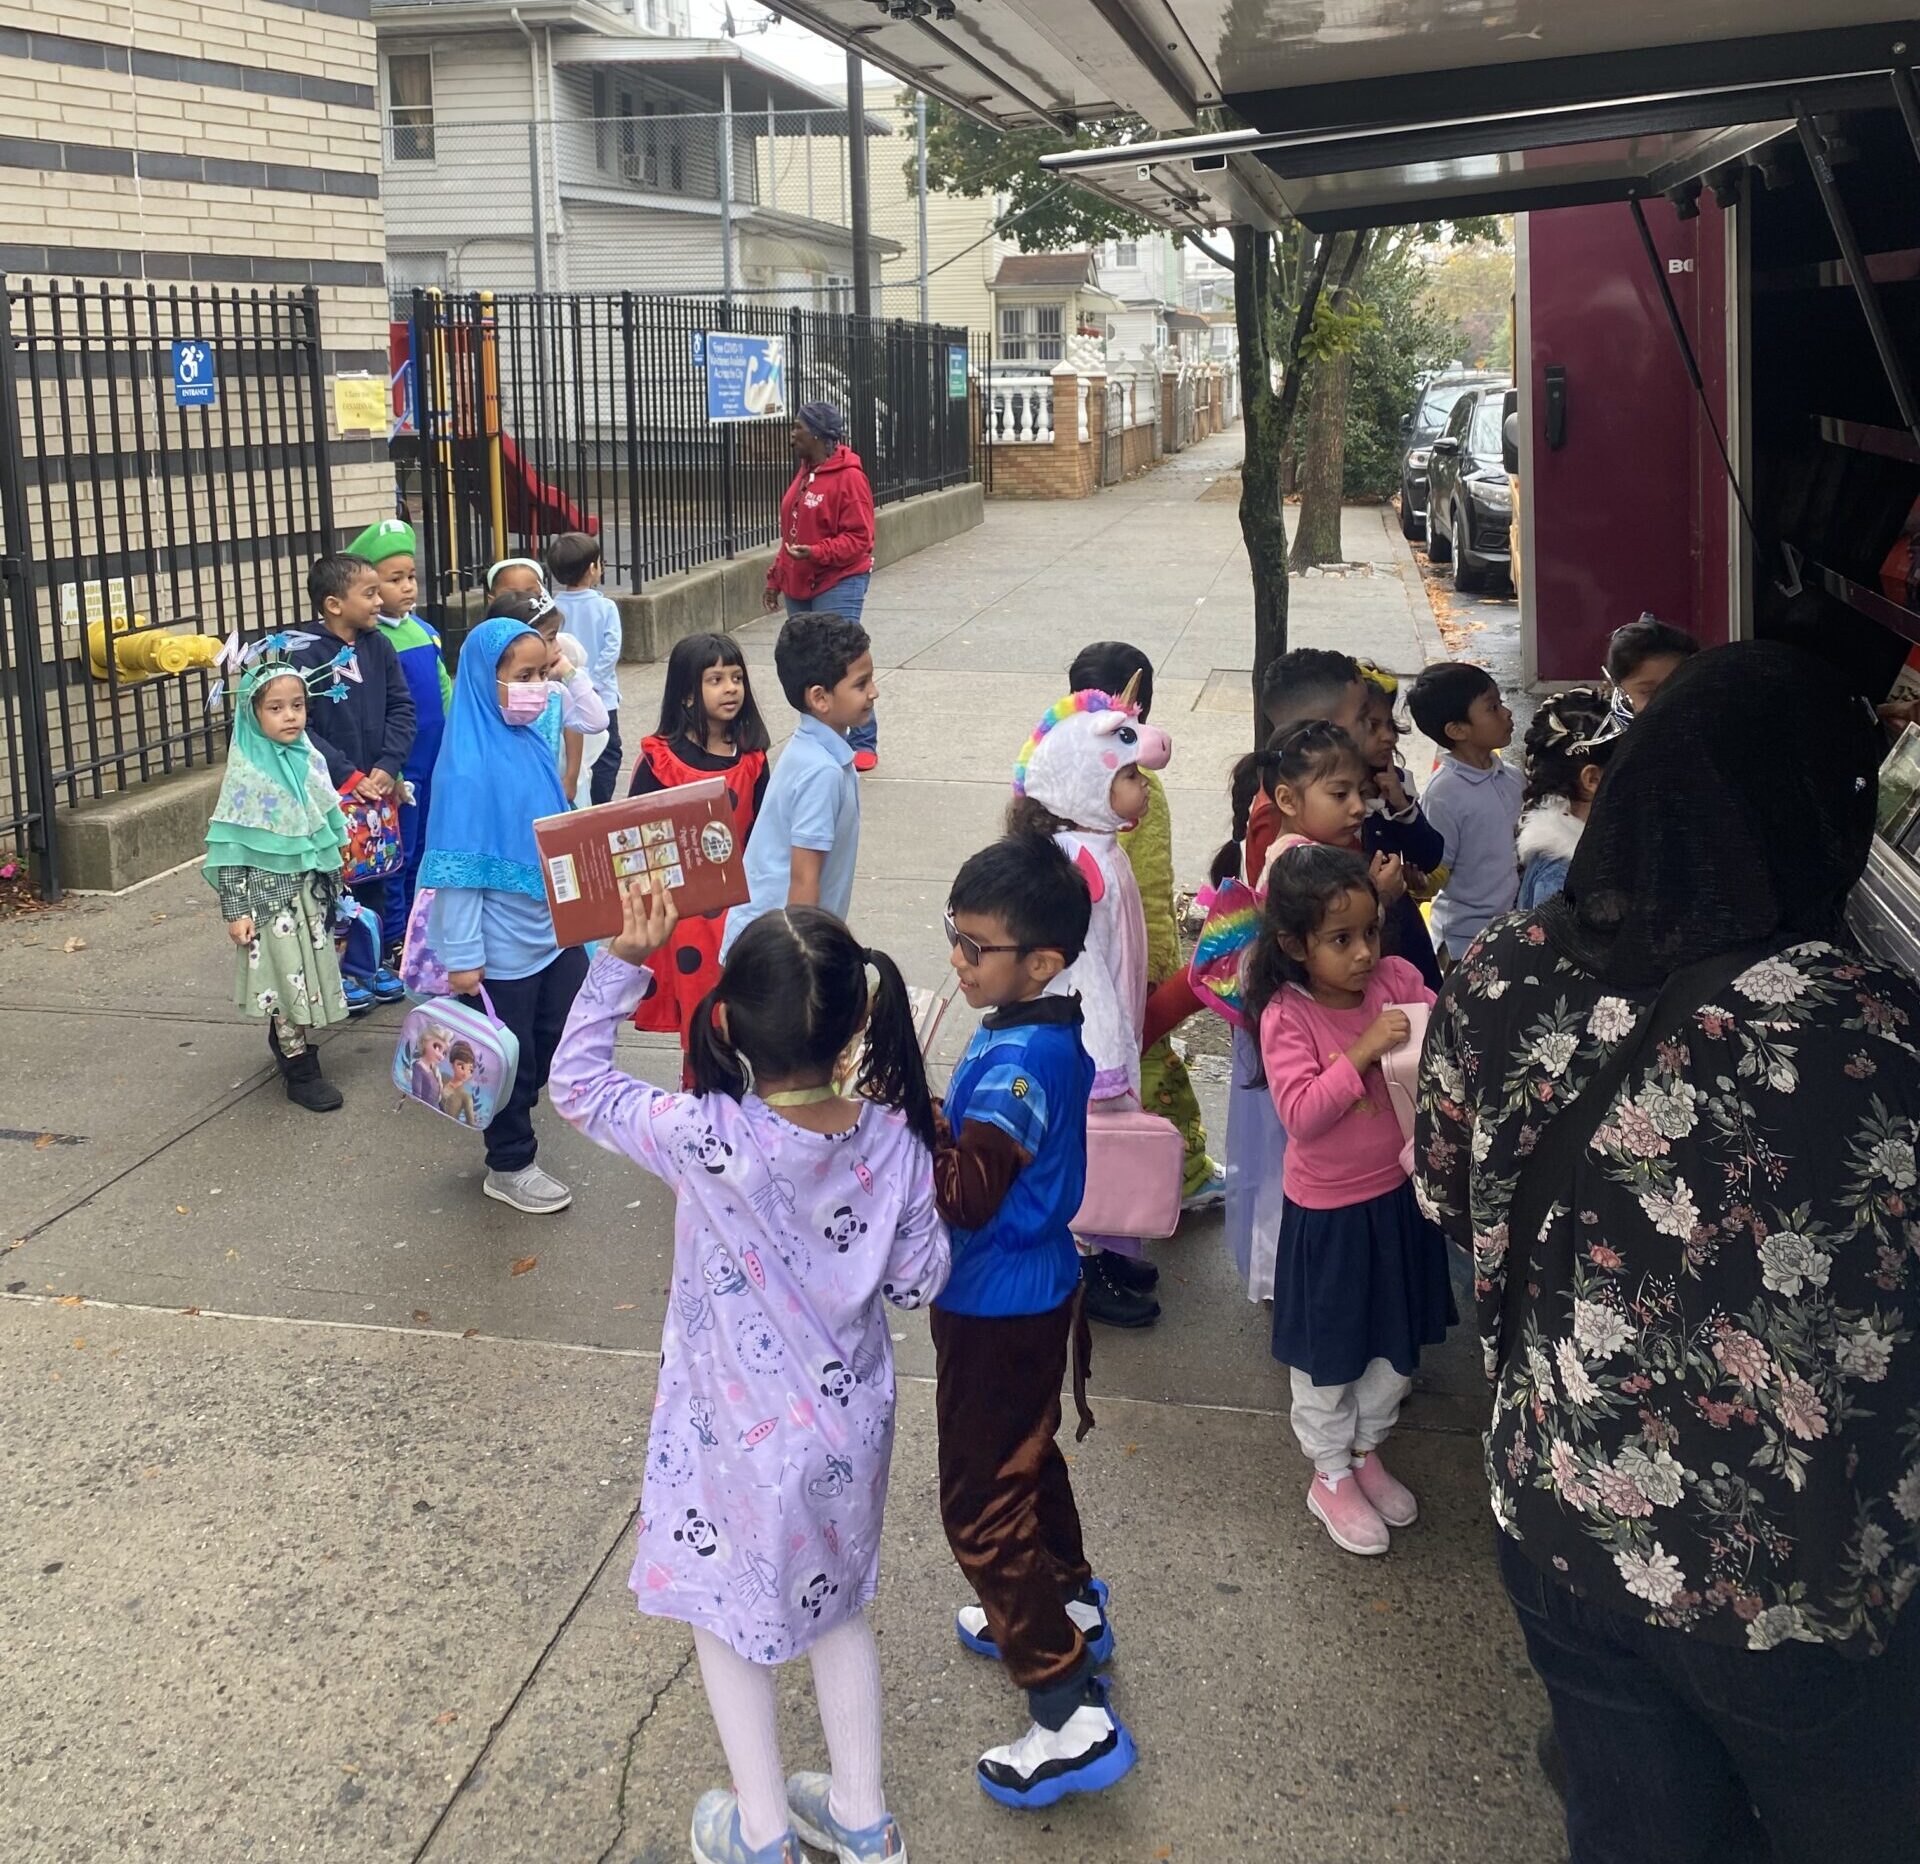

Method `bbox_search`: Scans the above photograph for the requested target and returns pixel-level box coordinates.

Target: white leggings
[692,1611,886,1850]
[1289,1358,1412,1475]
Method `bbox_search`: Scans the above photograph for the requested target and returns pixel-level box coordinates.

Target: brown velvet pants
[930,1296,1094,1701]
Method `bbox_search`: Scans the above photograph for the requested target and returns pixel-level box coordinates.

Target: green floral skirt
[232,872,349,1029]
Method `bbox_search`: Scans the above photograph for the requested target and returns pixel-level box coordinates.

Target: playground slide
[496,430,598,542]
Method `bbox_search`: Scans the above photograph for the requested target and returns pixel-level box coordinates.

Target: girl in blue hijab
[423,614,587,1215]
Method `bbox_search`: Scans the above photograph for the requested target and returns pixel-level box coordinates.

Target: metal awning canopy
[1042,12,1920,230]
[742,3,1920,233]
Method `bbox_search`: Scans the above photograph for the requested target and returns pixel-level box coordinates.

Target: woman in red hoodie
[763,400,879,768]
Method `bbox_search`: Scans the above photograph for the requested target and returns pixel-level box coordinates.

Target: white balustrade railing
[983,374,1055,444]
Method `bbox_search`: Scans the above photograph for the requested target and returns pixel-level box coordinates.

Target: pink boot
[1306,1469,1389,1556]
[1352,1449,1418,1527]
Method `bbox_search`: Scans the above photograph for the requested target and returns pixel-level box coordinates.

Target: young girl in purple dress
[550,878,949,1864]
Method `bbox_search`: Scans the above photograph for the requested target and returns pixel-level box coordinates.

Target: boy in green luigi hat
[346,517,452,955]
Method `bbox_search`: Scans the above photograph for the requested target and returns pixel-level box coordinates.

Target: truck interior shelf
[1800,551,1920,653]
[1816,417,1920,466]
[1755,247,1920,296]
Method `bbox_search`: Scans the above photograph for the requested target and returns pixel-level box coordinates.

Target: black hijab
[1543,641,1881,986]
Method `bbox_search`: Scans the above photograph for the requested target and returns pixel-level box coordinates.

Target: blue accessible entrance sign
[171,340,217,409]
[701,333,785,423]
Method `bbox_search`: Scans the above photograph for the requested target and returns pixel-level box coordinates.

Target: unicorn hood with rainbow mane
[1013,684,1172,835]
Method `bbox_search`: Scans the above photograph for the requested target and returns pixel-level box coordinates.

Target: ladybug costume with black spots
[627,732,768,1051]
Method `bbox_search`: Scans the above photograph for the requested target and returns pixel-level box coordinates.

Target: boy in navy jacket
[931,834,1137,1811]
[288,552,415,1003]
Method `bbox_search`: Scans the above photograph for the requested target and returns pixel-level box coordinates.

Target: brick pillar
[1049,365,1084,498]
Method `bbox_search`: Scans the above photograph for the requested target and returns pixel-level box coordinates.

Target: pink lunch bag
[1376,1000,1431,1178]
[1071,1103,1185,1240]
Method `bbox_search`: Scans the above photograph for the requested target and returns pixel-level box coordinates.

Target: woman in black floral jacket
[1416,643,1920,1864]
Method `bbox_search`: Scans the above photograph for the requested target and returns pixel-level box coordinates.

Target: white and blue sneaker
[956,1578,1113,1667]
[690,1789,800,1864]
[975,1682,1137,1810]
[783,1772,906,1861]
[1180,1163,1228,1214]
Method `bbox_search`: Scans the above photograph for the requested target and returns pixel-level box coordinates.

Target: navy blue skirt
[1270,1181,1458,1387]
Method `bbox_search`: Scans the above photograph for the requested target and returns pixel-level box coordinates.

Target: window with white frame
[1000,303,1065,362]
[1112,240,1137,267]
[386,53,434,163]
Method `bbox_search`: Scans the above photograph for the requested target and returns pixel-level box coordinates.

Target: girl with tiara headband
[203,646,355,1112]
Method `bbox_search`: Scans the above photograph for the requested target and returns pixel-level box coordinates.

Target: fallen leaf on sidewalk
[339,1763,359,1776]
[433,1710,458,1726]
[71,1337,85,1349]
[1124,1443,1141,1456]
[411,1310,431,1325]
[55,1293,83,1307]
[613,1302,636,1311]
[461,1328,479,1339]
[62,936,86,953]
[510,1256,538,1276]
[182,1306,200,1316]
[33,1133,56,1148]
[174,1205,188,1215]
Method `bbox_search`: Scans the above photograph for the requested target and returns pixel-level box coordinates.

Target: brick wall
[0,0,392,539]
[984,369,1097,500]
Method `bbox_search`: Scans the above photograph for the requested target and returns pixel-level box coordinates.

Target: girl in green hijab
[204,655,352,1111]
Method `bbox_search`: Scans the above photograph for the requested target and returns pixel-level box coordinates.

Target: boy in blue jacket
[931,833,1137,1812]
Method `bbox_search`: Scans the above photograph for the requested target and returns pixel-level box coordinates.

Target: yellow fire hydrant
[86,614,222,683]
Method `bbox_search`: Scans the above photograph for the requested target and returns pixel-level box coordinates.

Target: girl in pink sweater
[1245,842,1456,1558]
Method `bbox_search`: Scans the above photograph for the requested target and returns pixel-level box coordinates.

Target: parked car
[1398,369,1504,540]
[1424,382,1515,593]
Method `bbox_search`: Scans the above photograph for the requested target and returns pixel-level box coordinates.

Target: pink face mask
[499,679,553,727]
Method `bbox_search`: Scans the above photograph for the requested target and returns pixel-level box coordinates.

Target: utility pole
[846,50,872,319]
[719,65,735,307]
[916,90,930,325]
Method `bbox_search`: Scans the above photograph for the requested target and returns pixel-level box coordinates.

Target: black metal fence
[397,290,976,628]
[0,281,334,894]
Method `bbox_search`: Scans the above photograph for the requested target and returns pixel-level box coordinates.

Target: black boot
[1101,1250,1159,1293]
[272,1026,342,1113]
[1080,1251,1159,1329]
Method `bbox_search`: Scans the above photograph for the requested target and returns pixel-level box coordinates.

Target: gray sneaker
[483,1164,572,1213]
[783,1773,905,1862]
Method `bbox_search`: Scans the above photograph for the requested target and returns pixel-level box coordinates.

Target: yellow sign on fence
[333,373,388,436]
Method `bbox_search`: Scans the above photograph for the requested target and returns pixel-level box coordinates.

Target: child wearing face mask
[483,588,610,801]
[421,614,590,1216]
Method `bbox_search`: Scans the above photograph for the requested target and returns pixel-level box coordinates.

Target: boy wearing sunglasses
[928,833,1139,1810]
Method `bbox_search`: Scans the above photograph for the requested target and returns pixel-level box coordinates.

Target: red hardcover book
[533,778,749,947]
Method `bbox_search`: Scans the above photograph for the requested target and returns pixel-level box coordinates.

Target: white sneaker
[976,1699,1137,1809]
[483,1164,572,1213]
[956,1579,1113,1665]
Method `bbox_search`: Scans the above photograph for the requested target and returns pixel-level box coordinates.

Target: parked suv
[1424,382,1514,593]
[1398,369,1504,540]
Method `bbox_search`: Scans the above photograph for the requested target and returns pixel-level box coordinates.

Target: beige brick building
[0,0,395,547]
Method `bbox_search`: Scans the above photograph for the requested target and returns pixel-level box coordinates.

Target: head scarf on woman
[797,401,846,446]
[202,658,347,880]
[419,614,569,901]
[1548,640,1881,986]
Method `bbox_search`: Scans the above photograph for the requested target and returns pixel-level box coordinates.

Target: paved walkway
[1,430,1562,1863]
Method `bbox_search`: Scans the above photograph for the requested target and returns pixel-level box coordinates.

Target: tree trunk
[1288,352,1356,570]
[1234,226,1290,736]
[1288,231,1374,572]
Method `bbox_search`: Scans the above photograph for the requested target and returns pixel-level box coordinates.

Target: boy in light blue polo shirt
[1408,659,1521,963]
[719,612,876,958]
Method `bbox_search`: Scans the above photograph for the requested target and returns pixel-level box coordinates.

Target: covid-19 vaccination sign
[701,333,786,423]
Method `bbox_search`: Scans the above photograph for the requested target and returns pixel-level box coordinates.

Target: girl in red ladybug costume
[628,633,771,1056]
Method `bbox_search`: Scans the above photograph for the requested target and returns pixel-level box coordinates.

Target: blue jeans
[1497,1533,1920,1864]
[785,571,874,752]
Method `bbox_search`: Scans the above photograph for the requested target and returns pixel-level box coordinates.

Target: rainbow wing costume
[1188,877,1260,1028]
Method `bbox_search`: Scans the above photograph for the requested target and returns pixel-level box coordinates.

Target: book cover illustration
[534,777,749,947]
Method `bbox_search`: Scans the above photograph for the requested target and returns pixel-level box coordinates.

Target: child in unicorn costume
[1010,680,1172,1326]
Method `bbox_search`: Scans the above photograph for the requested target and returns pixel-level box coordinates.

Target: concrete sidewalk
[1,431,1560,1864]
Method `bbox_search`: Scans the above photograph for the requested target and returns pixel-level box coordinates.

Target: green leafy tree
[920,99,1152,250]
[1343,244,1457,499]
